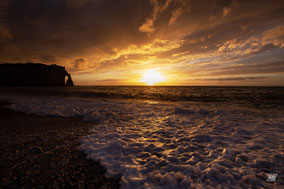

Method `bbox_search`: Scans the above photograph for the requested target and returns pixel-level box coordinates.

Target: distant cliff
[0,63,74,86]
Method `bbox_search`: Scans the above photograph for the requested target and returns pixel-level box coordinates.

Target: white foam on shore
[1,95,283,188]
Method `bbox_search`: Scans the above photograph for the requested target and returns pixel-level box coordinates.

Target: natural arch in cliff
[65,74,74,86]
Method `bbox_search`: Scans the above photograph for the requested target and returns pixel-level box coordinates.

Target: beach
[1,0,284,187]
[0,86,283,188]
[0,101,120,188]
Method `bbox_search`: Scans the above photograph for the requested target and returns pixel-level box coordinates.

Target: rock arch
[65,73,74,86]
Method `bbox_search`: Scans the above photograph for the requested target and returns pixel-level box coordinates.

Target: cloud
[168,0,189,25]
[0,0,12,40]
[139,0,171,34]
[197,76,270,81]
[73,58,87,70]
[0,0,284,85]
[139,0,189,33]
[158,2,284,67]
[0,25,11,39]
[65,0,95,9]
[40,55,57,63]
[262,26,284,48]
[222,6,231,17]
[95,39,180,71]
[221,0,238,17]
[196,61,284,76]
[0,0,152,62]
[2,0,283,65]
[139,18,155,33]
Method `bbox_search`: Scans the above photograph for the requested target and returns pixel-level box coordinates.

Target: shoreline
[1,93,283,188]
[0,101,120,188]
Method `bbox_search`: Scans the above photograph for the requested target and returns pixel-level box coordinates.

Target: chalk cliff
[0,63,74,86]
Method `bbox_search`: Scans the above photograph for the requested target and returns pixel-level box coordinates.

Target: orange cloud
[262,26,284,48]
[139,18,155,33]
[139,0,171,34]
[169,0,189,25]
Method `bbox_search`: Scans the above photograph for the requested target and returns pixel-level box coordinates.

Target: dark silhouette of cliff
[0,63,74,86]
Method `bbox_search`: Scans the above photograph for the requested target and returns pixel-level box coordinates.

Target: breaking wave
[1,95,283,188]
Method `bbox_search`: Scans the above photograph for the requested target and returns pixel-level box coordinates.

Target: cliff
[0,63,74,86]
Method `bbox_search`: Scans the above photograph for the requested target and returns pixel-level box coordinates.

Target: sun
[140,69,166,86]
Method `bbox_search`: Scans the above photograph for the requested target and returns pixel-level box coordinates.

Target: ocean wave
[1,95,283,188]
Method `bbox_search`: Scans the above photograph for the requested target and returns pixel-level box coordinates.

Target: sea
[1,86,284,108]
[1,86,283,188]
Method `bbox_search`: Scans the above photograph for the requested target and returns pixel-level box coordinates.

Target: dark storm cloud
[1,0,283,62]
[0,0,152,62]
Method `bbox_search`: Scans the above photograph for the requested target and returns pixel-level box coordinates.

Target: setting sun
[140,69,166,85]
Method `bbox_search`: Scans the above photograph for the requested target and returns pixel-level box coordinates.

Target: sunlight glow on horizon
[140,69,166,86]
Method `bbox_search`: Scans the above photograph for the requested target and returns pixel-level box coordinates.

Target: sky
[0,0,284,86]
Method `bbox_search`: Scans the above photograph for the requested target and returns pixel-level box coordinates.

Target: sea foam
[1,95,283,188]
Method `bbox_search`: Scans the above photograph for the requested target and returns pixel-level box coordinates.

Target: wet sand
[0,101,120,188]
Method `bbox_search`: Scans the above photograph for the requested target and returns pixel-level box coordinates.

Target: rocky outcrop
[0,63,74,86]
